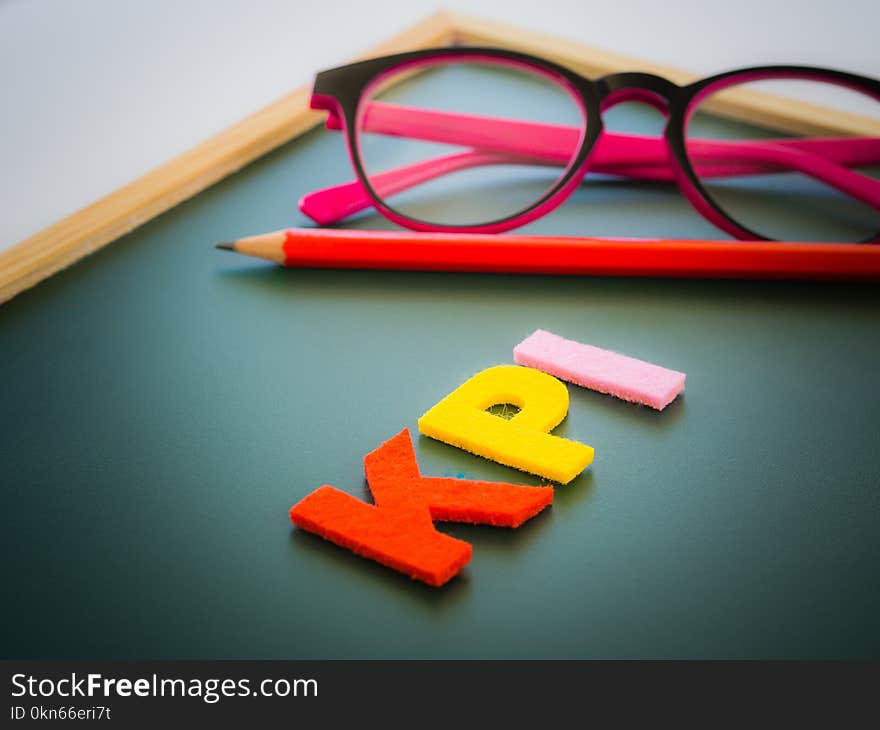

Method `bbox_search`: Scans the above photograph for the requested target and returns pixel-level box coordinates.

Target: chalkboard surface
[2,88,879,659]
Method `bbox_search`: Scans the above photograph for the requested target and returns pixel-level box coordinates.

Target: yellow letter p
[417,365,593,484]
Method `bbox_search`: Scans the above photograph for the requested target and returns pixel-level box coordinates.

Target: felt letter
[514,329,686,410]
[417,365,593,484]
[290,429,553,587]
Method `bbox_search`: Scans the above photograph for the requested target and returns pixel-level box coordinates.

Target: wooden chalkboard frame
[1,10,874,303]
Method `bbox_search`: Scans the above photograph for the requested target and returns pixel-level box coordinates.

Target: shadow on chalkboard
[570,387,688,433]
[212,259,584,301]
[213,257,878,312]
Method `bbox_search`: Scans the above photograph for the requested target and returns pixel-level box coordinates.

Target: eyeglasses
[300,47,880,242]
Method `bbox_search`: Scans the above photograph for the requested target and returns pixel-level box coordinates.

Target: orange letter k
[289,429,553,586]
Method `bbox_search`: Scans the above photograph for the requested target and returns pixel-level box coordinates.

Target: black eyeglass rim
[311,46,880,243]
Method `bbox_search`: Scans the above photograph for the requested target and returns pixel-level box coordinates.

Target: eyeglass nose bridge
[596,72,681,115]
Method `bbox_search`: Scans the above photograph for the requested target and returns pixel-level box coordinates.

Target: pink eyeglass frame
[302,47,880,242]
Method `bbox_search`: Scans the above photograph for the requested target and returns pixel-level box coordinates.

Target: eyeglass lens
[685,76,880,242]
[355,57,586,227]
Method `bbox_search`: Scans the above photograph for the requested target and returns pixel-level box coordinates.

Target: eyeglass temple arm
[353,102,880,179]
[300,101,880,225]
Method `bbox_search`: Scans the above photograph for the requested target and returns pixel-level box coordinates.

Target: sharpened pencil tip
[216,242,235,251]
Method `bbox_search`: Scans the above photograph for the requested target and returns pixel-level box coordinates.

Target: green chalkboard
[2,80,879,659]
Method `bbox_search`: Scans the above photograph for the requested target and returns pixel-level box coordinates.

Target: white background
[1,0,878,252]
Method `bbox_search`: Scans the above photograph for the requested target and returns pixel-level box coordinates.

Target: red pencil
[216,228,880,281]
